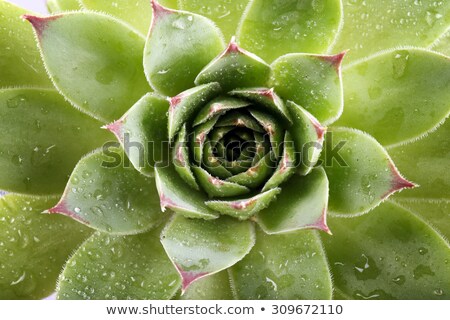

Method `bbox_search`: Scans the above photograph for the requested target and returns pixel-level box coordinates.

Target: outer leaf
[0,88,111,195]
[0,194,91,299]
[144,1,225,96]
[322,128,415,215]
[394,199,450,241]
[205,188,281,220]
[105,93,169,176]
[389,120,449,200]
[0,1,52,87]
[155,164,219,219]
[47,0,81,13]
[168,83,221,141]
[195,38,271,92]
[179,0,248,40]
[270,52,345,125]
[322,202,450,299]
[285,101,326,175]
[430,28,450,56]
[330,0,450,63]
[181,271,234,300]
[48,148,163,235]
[257,168,329,234]
[161,215,255,292]
[230,227,332,299]
[58,224,181,299]
[79,0,151,35]
[237,0,342,63]
[25,12,149,123]
[337,49,450,146]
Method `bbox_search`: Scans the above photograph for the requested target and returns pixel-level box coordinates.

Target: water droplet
[392,275,406,285]
[11,154,24,166]
[95,66,115,85]
[392,50,409,79]
[74,207,81,214]
[433,288,444,296]
[7,94,27,109]
[172,15,194,30]
[418,247,428,255]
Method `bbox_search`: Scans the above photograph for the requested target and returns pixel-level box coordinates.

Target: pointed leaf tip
[103,120,123,141]
[45,202,88,224]
[384,162,417,199]
[318,51,348,74]
[175,264,208,293]
[312,208,332,235]
[22,14,61,35]
[150,0,171,17]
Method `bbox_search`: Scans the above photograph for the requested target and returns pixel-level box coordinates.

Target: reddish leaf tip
[311,208,332,235]
[318,50,348,73]
[151,0,172,19]
[382,162,417,199]
[22,14,60,35]
[104,120,124,141]
[175,264,208,293]
[226,36,241,53]
[45,202,88,224]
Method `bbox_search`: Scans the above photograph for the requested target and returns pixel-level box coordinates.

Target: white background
[8,0,48,13]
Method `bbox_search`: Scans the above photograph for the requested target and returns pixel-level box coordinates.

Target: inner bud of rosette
[171,88,297,200]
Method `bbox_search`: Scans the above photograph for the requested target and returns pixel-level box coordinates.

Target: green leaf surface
[270,53,345,125]
[322,128,415,216]
[155,164,219,219]
[47,0,81,13]
[262,132,296,191]
[216,111,264,133]
[49,148,163,235]
[201,140,233,180]
[205,188,281,220]
[0,194,91,299]
[337,49,450,146]
[106,92,169,176]
[322,201,450,299]
[238,0,342,63]
[173,125,199,190]
[25,12,149,123]
[388,119,449,200]
[257,168,329,234]
[192,166,250,198]
[161,215,255,292]
[58,223,181,299]
[181,271,234,300]
[331,0,450,63]
[230,227,332,299]
[144,2,225,96]
[179,0,248,40]
[195,38,271,92]
[0,1,52,87]
[193,96,250,126]
[430,28,450,56]
[226,153,275,189]
[286,101,326,175]
[394,199,450,241]
[249,109,283,157]
[79,0,151,35]
[0,88,111,195]
[192,117,219,165]
[168,83,221,141]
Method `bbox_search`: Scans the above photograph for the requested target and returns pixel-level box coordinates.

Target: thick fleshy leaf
[322,202,450,299]
[216,111,264,133]
[337,49,450,146]
[0,1,52,87]
[237,0,342,63]
[0,194,90,299]
[226,153,275,189]
[270,52,345,125]
[144,1,225,96]
[394,199,450,241]
[229,88,292,124]
[161,215,255,292]
[322,128,415,215]
[193,96,250,126]
[173,125,199,190]
[192,117,220,165]
[155,164,219,219]
[168,83,221,141]
[262,132,296,191]
[47,0,81,13]
[79,0,151,35]
[202,140,233,179]
[58,224,181,299]
[330,0,450,63]
[257,167,329,234]
[430,29,450,56]
[192,166,250,198]
[286,101,326,175]
[48,148,163,235]
[249,109,284,157]
[205,188,281,220]
[179,0,248,40]
[230,227,332,299]
[195,38,271,92]
[105,93,169,176]
[181,271,234,300]
[389,120,449,200]
[25,12,149,123]
[0,88,111,195]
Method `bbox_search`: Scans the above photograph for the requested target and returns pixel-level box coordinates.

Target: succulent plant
[0,0,449,300]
